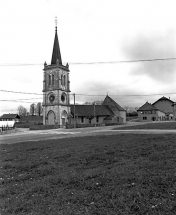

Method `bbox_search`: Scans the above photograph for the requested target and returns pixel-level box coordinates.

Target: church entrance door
[61,110,67,127]
[48,111,55,125]
[62,118,66,125]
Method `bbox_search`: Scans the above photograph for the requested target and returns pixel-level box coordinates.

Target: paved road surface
[1,123,176,144]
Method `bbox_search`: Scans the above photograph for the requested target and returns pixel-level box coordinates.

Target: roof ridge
[103,95,125,111]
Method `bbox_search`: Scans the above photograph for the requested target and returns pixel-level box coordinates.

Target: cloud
[73,81,145,107]
[122,31,176,82]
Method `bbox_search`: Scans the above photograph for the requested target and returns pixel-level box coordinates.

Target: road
[1,123,176,144]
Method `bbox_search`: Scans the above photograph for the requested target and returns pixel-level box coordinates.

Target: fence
[0,125,14,132]
[0,121,15,132]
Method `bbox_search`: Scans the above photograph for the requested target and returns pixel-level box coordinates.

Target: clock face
[61,94,66,102]
[49,94,55,103]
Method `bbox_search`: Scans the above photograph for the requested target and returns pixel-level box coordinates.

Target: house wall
[105,108,126,123]
[153,100,173,114]
[0,121,15,127]
[103,116,123,124]
[119,111,126,123]
[70,116,105,125]
[138,110,165,122]
[157,111,166,121]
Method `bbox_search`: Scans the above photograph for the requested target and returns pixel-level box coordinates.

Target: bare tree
[84,101,92,105]
[84,100,103,105]
[123,106,130,113]
[134,107,139,112]
[17,105,27,116]
[93,100,103,105]
[30,103,36,116]
[36,102,43,116]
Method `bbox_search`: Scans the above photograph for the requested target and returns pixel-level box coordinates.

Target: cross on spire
[55,16,58,31]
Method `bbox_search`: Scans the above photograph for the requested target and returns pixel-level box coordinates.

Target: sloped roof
[19,116,43,122]
[70,105,113,117]
[152,96,174,105]
[137,102,165,113]
[102,95,125,111]
[51,27,62,65]
[0,114,20,119]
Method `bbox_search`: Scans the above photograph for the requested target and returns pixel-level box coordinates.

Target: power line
[0,89,42,95]
[0,57,176,66]
[0,98,43,102]
[70,57,176,65]
[0,63,42,67]
[0,88,176,98]
[75,92,176,97]
[9,98,41,100]
[0,100,36,103]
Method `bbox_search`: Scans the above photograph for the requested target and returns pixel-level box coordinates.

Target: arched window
[49,74,51,85]
[52,74,54,85]
[63,75,66,86]
[61,75,63,86]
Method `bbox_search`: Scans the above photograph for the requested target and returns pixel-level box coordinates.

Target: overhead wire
[0,89,43,95]
[0,89,175,102]
[0,57,176,66]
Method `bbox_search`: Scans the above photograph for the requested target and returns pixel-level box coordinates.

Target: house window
[143,117,147,120]
[81,117,84,123]
[96,116,99,123]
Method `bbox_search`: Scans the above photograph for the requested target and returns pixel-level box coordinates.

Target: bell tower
[43,24,70,127]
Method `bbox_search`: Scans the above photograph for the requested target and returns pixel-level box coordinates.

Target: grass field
[1,133,176,214]
[114,122,176,130]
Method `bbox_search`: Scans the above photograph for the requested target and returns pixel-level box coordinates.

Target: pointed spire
[51,22,62,65]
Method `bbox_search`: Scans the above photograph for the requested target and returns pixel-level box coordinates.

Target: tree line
[17,102,43,117]
[16,101,138,117]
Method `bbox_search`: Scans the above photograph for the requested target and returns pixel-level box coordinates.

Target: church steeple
[51,26,62,65]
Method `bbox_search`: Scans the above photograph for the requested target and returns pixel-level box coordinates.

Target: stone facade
[43,28,70,127]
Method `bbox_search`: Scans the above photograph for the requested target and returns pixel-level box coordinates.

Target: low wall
[66,124,102,129]
[15,122,43,128]
[30,122,123,130]
[29,124,60,130]
[66,123,123,129]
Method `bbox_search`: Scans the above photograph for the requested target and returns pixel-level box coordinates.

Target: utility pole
[73,93,76,128]
[45,71,46,125]
[94,102,96,127]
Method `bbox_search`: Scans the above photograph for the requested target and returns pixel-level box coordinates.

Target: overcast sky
[1,0,176,115]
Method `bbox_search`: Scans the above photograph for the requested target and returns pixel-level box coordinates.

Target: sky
[1,0,176,115]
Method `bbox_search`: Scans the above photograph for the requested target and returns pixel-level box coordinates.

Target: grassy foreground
[114,122,176,130]
[1,134,176,214]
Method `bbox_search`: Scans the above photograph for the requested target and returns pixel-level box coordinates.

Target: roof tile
[70,105,113,117]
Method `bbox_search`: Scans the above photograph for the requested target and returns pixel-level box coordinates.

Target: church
[43,25,70,126]
[43,26,126,127]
